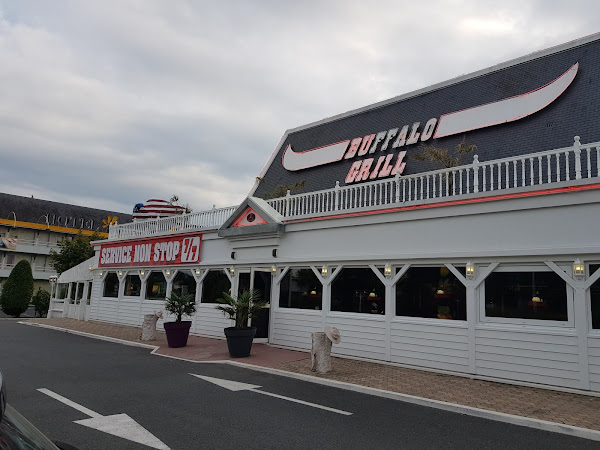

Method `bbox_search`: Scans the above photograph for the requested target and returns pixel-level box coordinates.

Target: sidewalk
[23,318,600,435]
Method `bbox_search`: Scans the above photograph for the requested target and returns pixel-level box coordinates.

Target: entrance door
[237,269,272,341]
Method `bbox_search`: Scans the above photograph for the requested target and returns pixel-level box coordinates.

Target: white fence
[107,136,600,238]
[266,136,600,219]
[109,205,238,239]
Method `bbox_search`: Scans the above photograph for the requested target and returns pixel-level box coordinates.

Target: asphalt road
[0,320,598,450]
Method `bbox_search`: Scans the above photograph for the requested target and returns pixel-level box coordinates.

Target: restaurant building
[52,33,600,392]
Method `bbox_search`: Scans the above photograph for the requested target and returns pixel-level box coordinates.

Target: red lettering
[391,151,407,175]
[392,125,409,148]
[345,161,362,183]
[357,158,374,181]
[377,154,396,178]
[357,134,375,156]
[406,122,421,145]
[344,137,362,159]
[369,156,386,180]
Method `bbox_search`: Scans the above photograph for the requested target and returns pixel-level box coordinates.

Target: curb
[19,321,600,442]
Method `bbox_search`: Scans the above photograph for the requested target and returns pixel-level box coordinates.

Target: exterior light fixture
[573,259,585,278]
[165,269,171,276]
[271,265,277,274]
[321,266,328,277]
[195,269,200,275]
[99,271,103,277]
[140,270,145,276]
[49,275,58,284]
[384,263,392,277]
[118,271,123,277]
[88,265,94,271]
[230,267,235,276]
[466,262,475,279]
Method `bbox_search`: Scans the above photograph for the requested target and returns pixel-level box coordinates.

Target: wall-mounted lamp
[573,259,585,278]
[271,265,277,274]
[321,266,328,278]
[88,265,94,271]
[49,275,58,284]
[99,271,103,277]
[140,270,145,276]
[195,269,201,275]
[165,269,171,276]
[230,267,235,276]
[118,271,123,277]
[384,263,392,277]
[466,262,475,279]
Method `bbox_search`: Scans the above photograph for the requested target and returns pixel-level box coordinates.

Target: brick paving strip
[22,318,600,433]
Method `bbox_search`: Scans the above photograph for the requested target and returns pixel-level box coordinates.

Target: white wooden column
[545,260,600,391]
[446,262,498,375]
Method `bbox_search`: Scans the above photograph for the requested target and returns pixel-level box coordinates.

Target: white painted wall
[390,319,469,373]
[475,325,581,389]
[271,309,323,350]
[589,336,600,391]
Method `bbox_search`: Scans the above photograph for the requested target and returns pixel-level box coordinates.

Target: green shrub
[32,288,51,318]
[0,260,34,317]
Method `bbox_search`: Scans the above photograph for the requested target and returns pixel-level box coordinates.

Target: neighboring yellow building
[0,192,132,292]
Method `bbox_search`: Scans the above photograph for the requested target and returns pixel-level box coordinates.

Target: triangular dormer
[218,197,285,238]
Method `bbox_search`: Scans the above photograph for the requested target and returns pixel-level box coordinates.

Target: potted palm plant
[164,292,196,348]
[216,289,267,357]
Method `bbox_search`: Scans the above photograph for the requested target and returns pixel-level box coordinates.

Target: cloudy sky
[0,1,598,215]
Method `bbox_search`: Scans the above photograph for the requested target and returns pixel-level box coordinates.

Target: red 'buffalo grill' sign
[97,234,202,268]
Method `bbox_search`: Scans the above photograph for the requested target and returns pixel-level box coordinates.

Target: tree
[0,260,34,317]
[412,137,476,169]
[262,180,307,200]
[49,232,103,275]
[31,288,51,318]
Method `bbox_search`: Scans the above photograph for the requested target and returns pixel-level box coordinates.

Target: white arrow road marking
[37,388,169,450]
[190,374,352,416]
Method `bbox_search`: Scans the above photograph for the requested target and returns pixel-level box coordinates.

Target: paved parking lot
[23,318,600,434]
[3,319,600,449]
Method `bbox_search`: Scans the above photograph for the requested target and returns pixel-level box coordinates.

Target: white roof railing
[108,136,599,240]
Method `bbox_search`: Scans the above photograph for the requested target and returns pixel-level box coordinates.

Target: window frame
[145,271,167,301]
[588,263,600,333]
[330,266,386,315]
[124,273,142,297]
[102,272,120,299]
[394,264,467,321]
[278,266,323,311]
[479,265,574,328]
[200,269,231,304]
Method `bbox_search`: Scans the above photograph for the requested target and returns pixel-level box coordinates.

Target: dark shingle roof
[0,192,132,232]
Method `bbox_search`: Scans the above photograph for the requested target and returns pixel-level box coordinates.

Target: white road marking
[37,388,170,449]
[190,374,352,416]
[37,388,102,418]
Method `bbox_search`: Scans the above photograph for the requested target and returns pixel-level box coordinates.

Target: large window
[124,274,141,296]
[331,268,385,314]
[396,267,466,320]
[58,284,68,299]
[591,264,600,329]
[201,270,230,303]
[172,270,196,297]
[103,273,119,298]
[485,271,568,321]
[145,271,166,300]
[279,268,322,310]
[75,283,84,303]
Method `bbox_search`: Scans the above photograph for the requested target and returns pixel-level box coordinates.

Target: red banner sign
[98,234,202,268]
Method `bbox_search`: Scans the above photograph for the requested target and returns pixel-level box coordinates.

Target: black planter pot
[164,321,192,348]
[224,327,257,358]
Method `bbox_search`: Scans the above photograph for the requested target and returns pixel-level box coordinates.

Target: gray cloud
[1,0,598,215]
